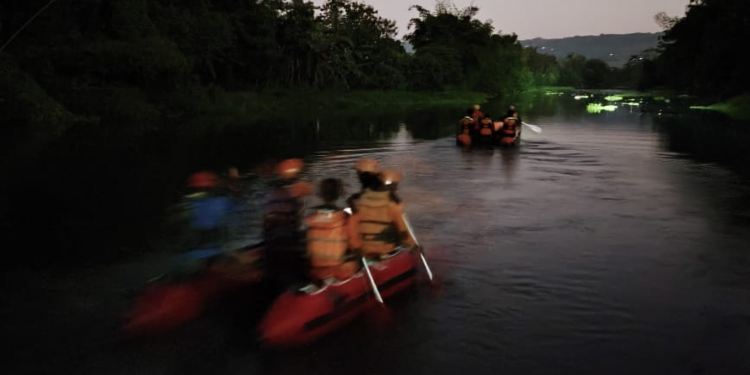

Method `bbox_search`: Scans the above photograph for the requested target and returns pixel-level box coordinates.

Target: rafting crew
[173,158,418,288]
[300,159,418,285]
[457,104,524,147]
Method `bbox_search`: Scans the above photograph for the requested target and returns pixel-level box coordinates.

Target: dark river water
[4,92,750,375]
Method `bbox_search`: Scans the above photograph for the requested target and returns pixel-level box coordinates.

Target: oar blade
[522,122,542,134]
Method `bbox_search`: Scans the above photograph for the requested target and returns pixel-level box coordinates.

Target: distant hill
[521,33,661,67]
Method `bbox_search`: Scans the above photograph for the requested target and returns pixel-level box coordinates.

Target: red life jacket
[502,118,518,136]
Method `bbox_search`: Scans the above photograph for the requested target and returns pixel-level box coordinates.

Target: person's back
[172,171,234,278]
[263,181,306,241]
[352,171,415,258]
[305,178,360,283]
[263,159,312,287]
[499,116,520,146]
[478,115,494,140]
[184,171,233,248]
[471,104,484,125]
[505,105,523,124]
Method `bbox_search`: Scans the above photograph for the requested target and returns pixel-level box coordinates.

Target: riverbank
[690,95,750,121]
[194,89,491,125]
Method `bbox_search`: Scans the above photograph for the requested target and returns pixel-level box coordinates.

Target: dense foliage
[641,0,750,98]
[405,3,556,93]
[0,0,563,149]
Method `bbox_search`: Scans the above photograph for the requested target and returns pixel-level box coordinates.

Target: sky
[312,0,690,40]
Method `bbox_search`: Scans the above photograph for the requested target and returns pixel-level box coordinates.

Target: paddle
[361,257,385,304]
[522,122,543,134]
[402,214,434,282]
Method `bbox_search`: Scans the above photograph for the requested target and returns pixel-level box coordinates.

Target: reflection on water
[5,91,750,374]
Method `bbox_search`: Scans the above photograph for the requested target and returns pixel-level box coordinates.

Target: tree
[405,1,527,93]
[581,59,611,89]
[558,54,587,88]
[648,0,750,97]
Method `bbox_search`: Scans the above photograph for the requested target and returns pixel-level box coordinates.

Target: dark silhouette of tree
[644,0,750,98]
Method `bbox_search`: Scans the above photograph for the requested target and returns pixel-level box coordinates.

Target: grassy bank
[198,90,491,124]
[690,95,750,121]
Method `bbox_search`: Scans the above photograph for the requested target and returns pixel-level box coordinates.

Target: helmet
[509,104,517,111]
[380,169,402,186]
[276,158,304,180]
[354,158,380,173]
[473,104,481,111]
[188,171,219,189]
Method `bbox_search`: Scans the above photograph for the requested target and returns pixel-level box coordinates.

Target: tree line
[0,1,557,111]
[7,0,742,144]
[0,0,581,162]
[640,0,749,99]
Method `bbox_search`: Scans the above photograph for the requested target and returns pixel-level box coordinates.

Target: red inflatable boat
[259,249,419,347]
[123,244,264,336]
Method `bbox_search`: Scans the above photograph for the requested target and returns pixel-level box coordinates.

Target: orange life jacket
[355,190,398,255]
[305,208,349,267]
[502,118,518,136]
[457,133,472,146]
[499,118,519,145]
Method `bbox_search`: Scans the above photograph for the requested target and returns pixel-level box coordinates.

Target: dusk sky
[313,0,691,39]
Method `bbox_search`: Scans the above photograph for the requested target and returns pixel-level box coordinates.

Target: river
[4,91,750,375]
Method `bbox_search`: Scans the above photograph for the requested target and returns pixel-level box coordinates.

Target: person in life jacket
[471,104,484,124]
[350,170,416,258]
[478,114,495,140]
[305,178,362,283]
[457,116,473,146]
[175,171,235,277]
[346,158,381,211]
[263,158,313,286]
[505,104,523,124]
[499,116,521,146]
[469,104,484,141]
